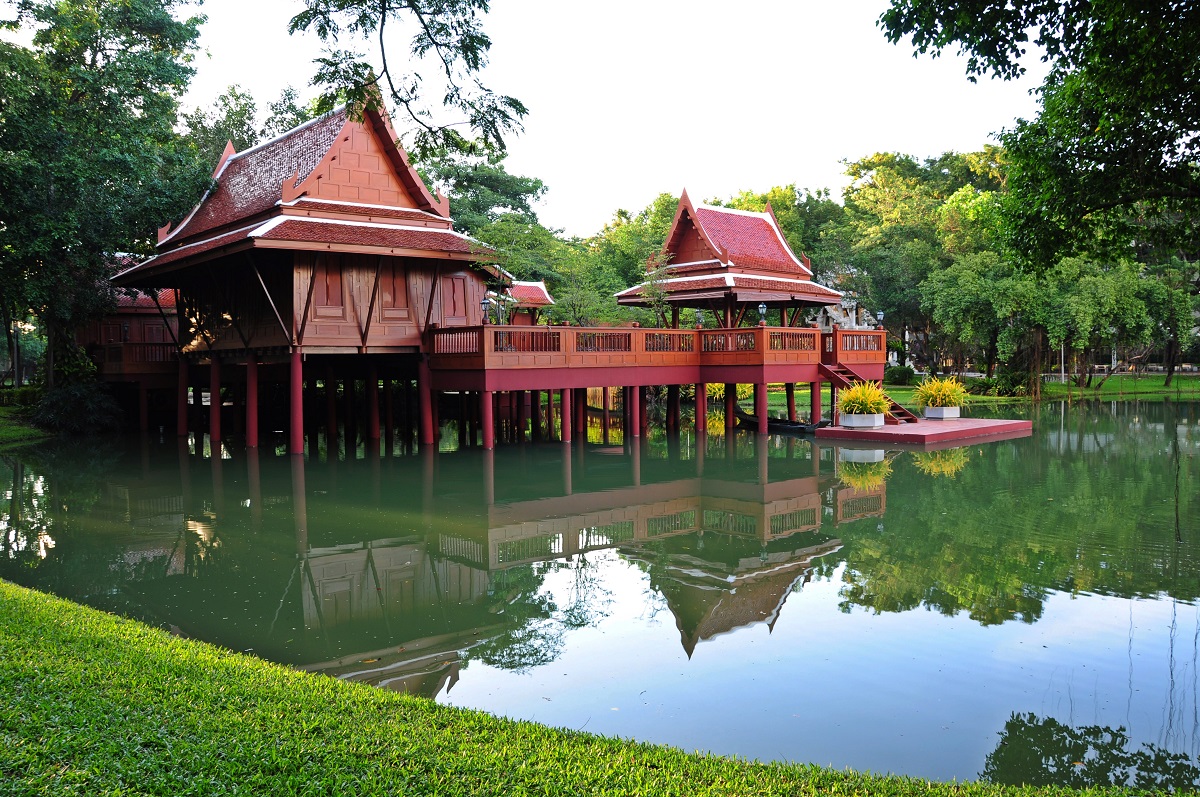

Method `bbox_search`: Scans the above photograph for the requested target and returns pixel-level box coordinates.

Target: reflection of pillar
[629,385,641,438]
[667,384,680,432]
[343,377,357,455]
[757,434,768,486]
[418,359,434,448]
[247,446,262,531]
[176,357,189,437]
[211,450,225,519]
[810,381,822,423]
[291,454,307,554]
[755,383,768,435]
[289,349,304,455]
[631,437,642,487]
[560,388,572,443]
[786,383,796,422]
[696,430,706,477]
[368,437,381,501]
[516,390,527,444]
[209,356,222,446]
[367,366,380,441]
[481,390,494,450]
[482,448,495,505]
[695,382,707,436]
[178,436,193,517]
[420,445,435,514]
[811,442,821,477]
[725,383,736,430]
[138,383,149,433]
[246,357,259,448]
[562,441,572,495]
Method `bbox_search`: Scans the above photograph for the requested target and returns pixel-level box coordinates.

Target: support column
[601,387,611,445]
[516,390,527,444]
[695,382,707,436]
[367,366,380,441]
[531,390,543,442]
[629,384,641,438]
[289,349,304,455]
[246,357,259,448]
[755,383,768,435]
[725,383,736,430]
[176,357,189,437]
[560,388,572,443]
[809,381,822,424]
[138,383,149,433]
[667,384,680,433]
[574,388,587,440]
[481,390,495,450]
[325,368,338,459]
[786,382,796,422]
[418,359,434,448]
[209,357,222,447]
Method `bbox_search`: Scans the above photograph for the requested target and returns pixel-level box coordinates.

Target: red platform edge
[814,417,1033,451]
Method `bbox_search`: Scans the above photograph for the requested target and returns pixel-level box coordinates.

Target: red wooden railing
[98,342,178,375]
[429,325,881,372]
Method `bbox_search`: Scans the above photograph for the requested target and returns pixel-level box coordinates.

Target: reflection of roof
[509,280,554,307]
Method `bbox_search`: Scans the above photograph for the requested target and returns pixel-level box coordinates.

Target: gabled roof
[616,190,840,309]
[115,104,488,286]
[509,280,554,307]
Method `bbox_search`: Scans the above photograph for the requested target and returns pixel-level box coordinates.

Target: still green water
[2,400,1199,787]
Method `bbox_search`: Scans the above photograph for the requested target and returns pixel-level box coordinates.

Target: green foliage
[965,374,1027,398]
[0,385,42,407]
[422,150,546,234]
[182,84,260,167]
[837,381,891,415]
[884,365,916,385]
[913,376,968,409]
[30,381,121,434]
[288,0,526,157]
[706,382,754,402]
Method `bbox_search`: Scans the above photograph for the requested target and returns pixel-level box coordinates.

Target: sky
[182,0,1048,237]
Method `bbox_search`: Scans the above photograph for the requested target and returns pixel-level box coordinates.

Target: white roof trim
[116,222,261,279]
[615,271,842,297]
[283,196,445,221]
[249,214,477,244]
[227,107,346,163]
[692,203,812,276]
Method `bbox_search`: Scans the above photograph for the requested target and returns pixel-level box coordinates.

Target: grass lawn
[0,580,1134,796]
[0,405,48,449]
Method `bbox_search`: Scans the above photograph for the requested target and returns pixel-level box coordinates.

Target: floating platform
[814,417,1033,450]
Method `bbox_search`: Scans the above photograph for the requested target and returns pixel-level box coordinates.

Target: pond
[2,400,1199,788]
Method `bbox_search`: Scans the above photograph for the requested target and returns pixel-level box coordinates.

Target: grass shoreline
[0,581,1139,796]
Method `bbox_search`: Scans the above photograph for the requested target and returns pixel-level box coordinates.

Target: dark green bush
[884,365,916,386]
[31,383,122,434]
[0,386,42,407]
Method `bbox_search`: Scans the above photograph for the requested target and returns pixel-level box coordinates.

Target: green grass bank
[0,406,47,450]
[0,581,1136,796]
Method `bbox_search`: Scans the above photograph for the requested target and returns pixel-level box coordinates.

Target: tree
[422,151,546,235]
[261,86,318,140]
[0,0,208,391]
[879,2,1200,266]
[288,0,527,157]
[182,85,260,167]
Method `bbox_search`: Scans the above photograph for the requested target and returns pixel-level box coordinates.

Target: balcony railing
[430,325,884,373]
[97,342,178,376]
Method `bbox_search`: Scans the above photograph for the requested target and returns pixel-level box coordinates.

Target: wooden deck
[815,416,1033,449]
[428,324,886,391]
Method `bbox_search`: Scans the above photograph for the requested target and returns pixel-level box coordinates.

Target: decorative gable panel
[310,125,415,207]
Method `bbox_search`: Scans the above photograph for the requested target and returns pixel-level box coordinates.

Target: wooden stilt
[516,390,527,444]
[560,388,572,443]
[630,384,641,438]
[695,381,707,436]
[725,383,736,430]
[246,357,258,448]
[810,380,822,424]
[667,384,680,432]
[367,366,380,440]
[176,357,188,437]
[209,357,222,446]
[384,379,394,454]
[481,390,495,449]
[786,382,796,422]
[418,360,434,448]
[289,349,304,455]
[755,383,768,434]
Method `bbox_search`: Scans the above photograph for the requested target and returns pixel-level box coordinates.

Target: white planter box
[841,412,885,429]
[841,448,885,463]
[923,406,961,420]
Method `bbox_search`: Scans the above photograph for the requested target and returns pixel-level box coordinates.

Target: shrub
[884,365,916,386]
[31,383,122,435]
[837,381,891,415]
[706,382,753,401]
[0,386,42,407]
[913,376,968,410]
[965,372,1027,397]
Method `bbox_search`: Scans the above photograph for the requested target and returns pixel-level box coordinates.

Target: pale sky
[183,0,1047,237]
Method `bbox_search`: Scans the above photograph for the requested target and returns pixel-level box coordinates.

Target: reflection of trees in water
[833,401,1200,626]
[982,713,1200,791]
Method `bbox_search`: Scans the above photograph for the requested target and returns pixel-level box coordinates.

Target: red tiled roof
[165,111,348,245]
[509,280,554,306]
[286,198,446,224]
[136,226,256,271]
[694,206,807,274]
[254,218,480,254]
[116,288,176,309]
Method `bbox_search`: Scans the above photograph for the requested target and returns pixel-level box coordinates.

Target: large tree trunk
[1164,336,1180,388]
[985,332,998,378]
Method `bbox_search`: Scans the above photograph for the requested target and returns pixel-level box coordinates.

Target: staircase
[818,363,920,424]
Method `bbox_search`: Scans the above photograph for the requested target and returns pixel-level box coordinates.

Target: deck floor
[814,417,1033,450]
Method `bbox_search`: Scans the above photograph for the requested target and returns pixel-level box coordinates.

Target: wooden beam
[421,262,442,335]
[361,255,384,349]
[249,255,292,345]
[205,262,251,349]
[295,253,319,346]
[150,290,180,349]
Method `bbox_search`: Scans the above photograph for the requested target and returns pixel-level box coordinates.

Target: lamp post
[757,302,767,325]
[480,295,489,324]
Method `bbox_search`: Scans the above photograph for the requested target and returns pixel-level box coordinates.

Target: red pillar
[810,381,822,424]
[695,382,707,436]
[481,390,495,450]
[418,359,434,448]
[531,390,543,441]
[209,357,221,446]
[246,357,259,448]
[786,382,796,422]
[560,388,572,443]
[176,357,188,437]
[516,390,527,443]
[629,384,641,438]
[755,383,768,435]
[367,366,380,440]
[289,349,304,455]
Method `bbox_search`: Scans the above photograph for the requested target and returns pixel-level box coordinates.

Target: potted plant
[836,380,891,429]
[913,376,968,419]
